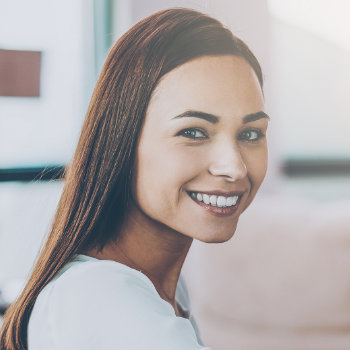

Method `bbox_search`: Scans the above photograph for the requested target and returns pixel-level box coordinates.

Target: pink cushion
[184,194,350,350]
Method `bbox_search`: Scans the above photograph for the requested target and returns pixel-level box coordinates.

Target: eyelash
[237,129,265,143]
[177,127,265,142]
[177,128,208,139]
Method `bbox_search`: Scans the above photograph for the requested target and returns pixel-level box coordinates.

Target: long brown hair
[0,8,263,350]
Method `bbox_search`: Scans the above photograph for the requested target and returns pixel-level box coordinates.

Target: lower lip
[187,193,241,217]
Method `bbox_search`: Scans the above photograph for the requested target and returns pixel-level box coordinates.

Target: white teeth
[226,196,238,206]
[209,195,217,206]
[217,196,226,208]
[203,194,210,205]
[189,191,240,207]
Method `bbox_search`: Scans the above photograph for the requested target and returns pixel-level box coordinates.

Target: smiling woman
[0,8,267,350]
[133,56,268,244]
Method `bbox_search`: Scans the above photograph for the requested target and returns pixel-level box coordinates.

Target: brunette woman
[0,7,268,350]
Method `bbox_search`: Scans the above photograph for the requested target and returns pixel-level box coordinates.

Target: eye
[238,129,265,142]
[177,128,208,139]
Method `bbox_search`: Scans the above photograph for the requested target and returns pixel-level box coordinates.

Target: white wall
[0,0,94,288]
[269,4,350,159]
[0,0,94,167]
[0,182,63,283]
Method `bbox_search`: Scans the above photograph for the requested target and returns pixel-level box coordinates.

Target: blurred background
[0,0,349,349]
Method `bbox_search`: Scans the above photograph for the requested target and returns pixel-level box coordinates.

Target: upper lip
[187,190,246,197]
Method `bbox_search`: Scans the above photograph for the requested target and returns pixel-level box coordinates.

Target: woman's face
[132,55,268,243]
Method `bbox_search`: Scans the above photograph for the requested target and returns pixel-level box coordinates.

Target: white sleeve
[48,261,212,350]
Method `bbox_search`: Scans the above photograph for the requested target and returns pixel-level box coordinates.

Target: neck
[86,205,193,306]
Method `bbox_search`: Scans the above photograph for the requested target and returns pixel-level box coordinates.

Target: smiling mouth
[186,191,243,217]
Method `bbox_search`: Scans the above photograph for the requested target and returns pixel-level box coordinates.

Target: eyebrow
[172,110,270,124]
[243,111,270,123]
[172,110,219,123]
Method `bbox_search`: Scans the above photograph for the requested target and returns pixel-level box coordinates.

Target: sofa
[184,193,350,350]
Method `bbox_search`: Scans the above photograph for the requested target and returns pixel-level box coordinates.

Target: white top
[27,254,211,350]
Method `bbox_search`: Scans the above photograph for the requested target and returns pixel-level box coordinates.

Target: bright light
[268,0,350,51]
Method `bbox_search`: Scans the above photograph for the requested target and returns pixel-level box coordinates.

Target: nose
[208,143,247,182]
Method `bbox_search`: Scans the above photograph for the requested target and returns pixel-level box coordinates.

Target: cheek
[245,145,268,188]
[239,146,267,213]
[133,142,206,215]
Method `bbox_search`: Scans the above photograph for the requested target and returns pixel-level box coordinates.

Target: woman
[0,7,268,350]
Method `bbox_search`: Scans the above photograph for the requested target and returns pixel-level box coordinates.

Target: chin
[193,225,238,244]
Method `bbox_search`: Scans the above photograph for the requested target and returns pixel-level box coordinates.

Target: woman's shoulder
[28,259,209,350]
[28,255,209,349]
[28,257,158,348]
[44,255,171,320]
[52,255,156,298]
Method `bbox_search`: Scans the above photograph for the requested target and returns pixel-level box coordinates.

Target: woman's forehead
[147,55,264,123]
